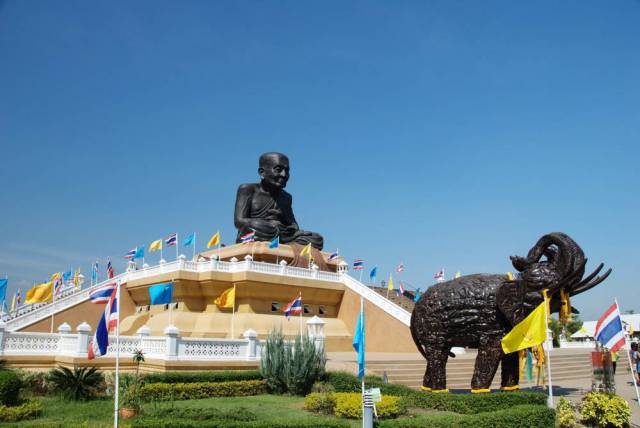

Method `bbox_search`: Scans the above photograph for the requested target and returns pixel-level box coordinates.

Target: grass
[3,395,363,428]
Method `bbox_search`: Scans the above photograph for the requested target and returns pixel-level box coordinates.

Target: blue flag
[134,246,145,260]
[183,233,195,247]
[62,271,72,281]
[369,267,377,282]
[269,236,279,249]
[413,288,422,303]
[0,278,7,305]
[149,283,174,305]
[352,302,365,379]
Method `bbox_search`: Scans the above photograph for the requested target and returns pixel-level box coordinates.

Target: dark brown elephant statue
[410,232,611,392]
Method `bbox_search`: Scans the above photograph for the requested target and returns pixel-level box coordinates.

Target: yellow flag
[25,282,53,304]
[149,239,162,252]
[501,301,548,354]
[300,243,311,257]
[207,232,221,248]
[455,271,462,279]
[214,286,235,309]
[506,272,514,280]
[388,274,394,290]
[73,268,81,288]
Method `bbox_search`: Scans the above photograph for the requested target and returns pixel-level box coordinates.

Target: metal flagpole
[160,243,163,262]
[615,298,640,406]
[114,279,122,428]
[299,292,303,340]
[360,295,365,428]
[50,276,56,333]
[176,233,179,261]
[543,289,554,407]
[193,233,196,260]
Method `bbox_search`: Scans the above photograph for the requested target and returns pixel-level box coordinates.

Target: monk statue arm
[234,184,278,237]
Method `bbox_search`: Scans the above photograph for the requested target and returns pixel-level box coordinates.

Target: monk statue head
[258,152,290,192]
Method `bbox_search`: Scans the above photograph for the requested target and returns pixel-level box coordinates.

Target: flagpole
[543,289,554,407]
[299,292,303,340]
[50,280,56,333]
[193,233,196,261]
[114,280,122,428]
[360,295,365,428]
[176,233,179,261]
[615,298,640,406]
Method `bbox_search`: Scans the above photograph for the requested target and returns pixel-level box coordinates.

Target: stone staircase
[366,349,594,390]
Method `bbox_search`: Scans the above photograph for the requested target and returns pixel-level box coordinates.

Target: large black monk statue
[234,152,324,250]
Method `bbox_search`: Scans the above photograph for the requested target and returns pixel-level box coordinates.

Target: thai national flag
[106,260,115,279]
[165,233,177,247]
[89,282,117,304]
[283,295,303,319]
[434,268,445,282]
[353,259,364,271]
[88,284,119,360]
[53,274,63,296]
[241,231,256,243]
[328,250,339,262]
[124,248,136,260]
[399,280,406,294]
[396,263,405,273]
[594,302,626,352]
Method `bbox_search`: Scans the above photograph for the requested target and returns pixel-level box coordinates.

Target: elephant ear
[496,279,527,326]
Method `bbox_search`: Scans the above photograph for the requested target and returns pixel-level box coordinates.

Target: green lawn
[4,395,365,428]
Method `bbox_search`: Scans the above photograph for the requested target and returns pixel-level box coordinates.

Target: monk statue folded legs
[234,152,324,250]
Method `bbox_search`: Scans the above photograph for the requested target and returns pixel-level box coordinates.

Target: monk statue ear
[258,166,265,177]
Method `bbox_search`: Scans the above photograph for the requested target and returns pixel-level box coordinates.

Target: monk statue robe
[234,152,324,250]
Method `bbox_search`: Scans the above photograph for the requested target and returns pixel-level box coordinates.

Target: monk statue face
[258,152,290,191]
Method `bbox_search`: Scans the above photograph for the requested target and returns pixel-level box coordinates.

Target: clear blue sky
[1,1,638,320]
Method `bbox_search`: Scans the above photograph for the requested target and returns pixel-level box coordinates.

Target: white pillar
[58,322,71,334]
[0,321,6,356]
[164,325,179,359]
[76,322,91,357]
[280,260,288,275]
[243,329,258,360]
[137,325,150,354]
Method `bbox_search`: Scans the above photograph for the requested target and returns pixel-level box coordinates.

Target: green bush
[129,419,350,428]
[556,397,577,428]
[333,392,404,419]
[16,370,49,396]
[139,379,267,401]
[378,404,555,428]
[304,392,336,414]
[260,329,326,396]
[323,371,414,396]
[580,392,631,428]
[47,366,105,401]
[408,389,547,414]
[0,370,23,406]
[0,399,42,422]
[147,406,257,421]
[143,370,262,384]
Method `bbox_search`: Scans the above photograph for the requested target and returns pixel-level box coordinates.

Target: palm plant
[132,349,145,379]
[47,366,104,401]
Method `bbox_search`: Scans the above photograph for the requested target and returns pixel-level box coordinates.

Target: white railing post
[279,260,287,275]
[0,321,6,356]
[137,325,150,354]
[76,322,91,357]
[243,329,258,360]
[164,325,179,359]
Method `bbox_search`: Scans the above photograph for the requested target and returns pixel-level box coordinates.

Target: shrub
[0,370,22,406]
[260,329,326,396]
[556,397,577,428]
[580,392,631,428]
[311,381,335,393]
[408,389,547,413]
[304,392,336,414]
[47,366,105,401]
[0,399,42,422]
[147,406,257,421]
[332,392,404,419]
[323,371,419,397]
[378,404,555,428]
[143,370,262,384]
[17,371,49,396]
[138,379,267,401]
[129,419,350,428]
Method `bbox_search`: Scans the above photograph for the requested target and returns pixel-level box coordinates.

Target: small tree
[47,366,104,401]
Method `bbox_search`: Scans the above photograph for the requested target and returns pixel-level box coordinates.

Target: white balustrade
[342,276,412,326]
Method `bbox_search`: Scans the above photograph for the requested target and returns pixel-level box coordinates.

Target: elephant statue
[410,232,611,392]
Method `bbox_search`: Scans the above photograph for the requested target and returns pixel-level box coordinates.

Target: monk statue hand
[248,219,278,236]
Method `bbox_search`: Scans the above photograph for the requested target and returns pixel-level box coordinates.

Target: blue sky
[0,1,638,320]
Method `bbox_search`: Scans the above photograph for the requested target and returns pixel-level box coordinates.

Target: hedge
[324,372,414,396]
[143,370,262,384]
[408,389,547,414]
[138,380,267,401]
[0,399,42,422]
[377,404,555,428]
[0,370,22,406]
[129,419,350,428]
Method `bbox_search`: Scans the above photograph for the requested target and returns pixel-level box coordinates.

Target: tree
[565,315,583,336]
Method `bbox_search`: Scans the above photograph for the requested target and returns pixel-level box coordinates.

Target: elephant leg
[500,352,520,390]
[471,337,502,391]
[426,345,450,391]
[421,361,432,391]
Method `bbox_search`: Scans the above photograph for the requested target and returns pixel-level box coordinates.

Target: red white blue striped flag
[594,302,625,352]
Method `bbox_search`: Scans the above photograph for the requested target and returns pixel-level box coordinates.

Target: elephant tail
[409,311,428,360]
